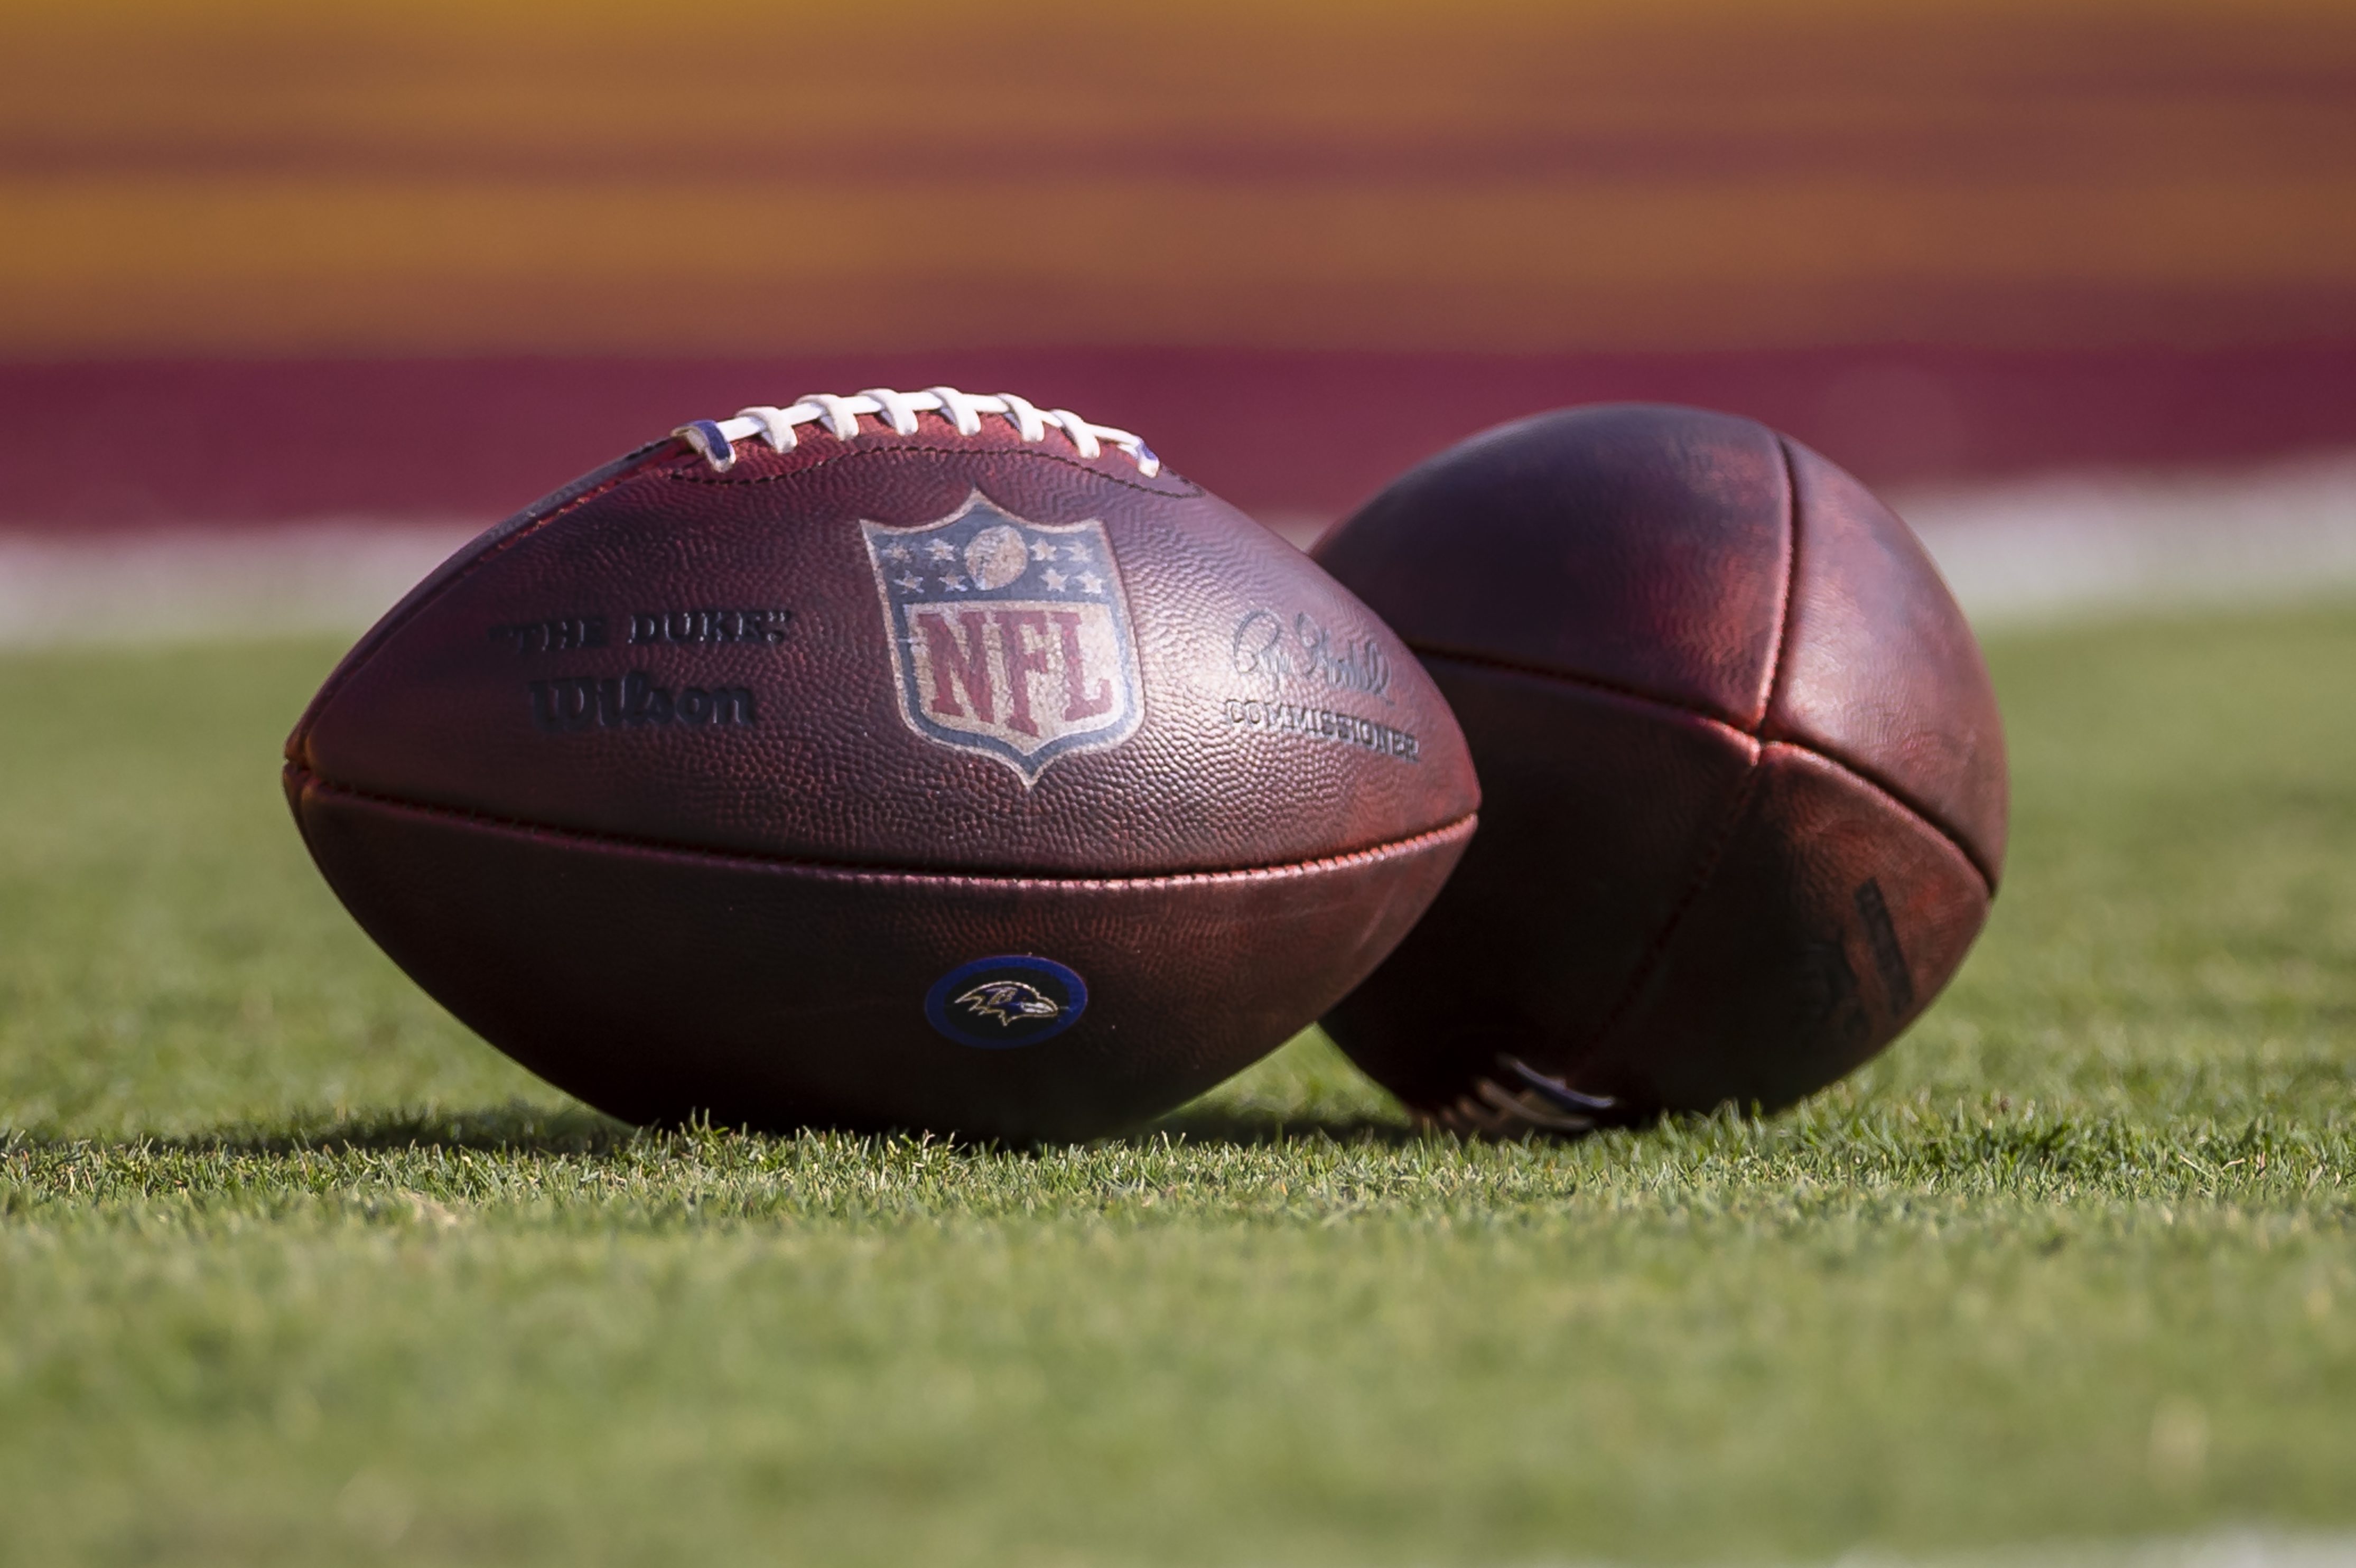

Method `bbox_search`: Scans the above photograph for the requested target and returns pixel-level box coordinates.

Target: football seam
[1409,731,1993,1128]
[1410,647,1997,896]
[1402,642,1758,733]
[1556,454,1798,1090]
[1758,434,1802,721]
[287,768,1476,890]
[1558,759,1766,1089]
[664,440,1206,500]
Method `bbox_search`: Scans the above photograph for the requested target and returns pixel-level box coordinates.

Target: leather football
[285,388,1477,1140]
[1312,403,2006,1134]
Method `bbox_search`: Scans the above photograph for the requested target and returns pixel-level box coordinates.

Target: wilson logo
[529,670,755,732]
[862,495,1142,785]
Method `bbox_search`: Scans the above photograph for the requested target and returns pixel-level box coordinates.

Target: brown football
[1312,404,2006,1134]
[285,387,1477,1141]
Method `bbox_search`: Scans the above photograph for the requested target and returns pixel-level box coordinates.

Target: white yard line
[1827,1532,2356,1568]
[1498,1533,2356,1568]
[1900,452,2356,627]
[0,522,479,648]
[2,454,2353,647]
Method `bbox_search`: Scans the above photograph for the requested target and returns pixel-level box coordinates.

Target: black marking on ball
[1853,878,1916,1014]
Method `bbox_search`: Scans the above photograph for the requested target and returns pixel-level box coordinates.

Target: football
[285,387,1478,1140]
[1312,404,2006,1133]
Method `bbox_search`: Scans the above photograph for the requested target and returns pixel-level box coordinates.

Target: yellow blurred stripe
[5,0,2353,352]
[8,2,2351,179]
[7,174,2354,354]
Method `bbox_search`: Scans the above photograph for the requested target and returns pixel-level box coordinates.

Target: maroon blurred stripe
[6,346,2353,531]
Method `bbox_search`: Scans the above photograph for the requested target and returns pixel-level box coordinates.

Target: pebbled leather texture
[287,409,1478,1140]
[1317,405,1791,726]
[1313,403,2005,1131]
[1764,440,2008,880]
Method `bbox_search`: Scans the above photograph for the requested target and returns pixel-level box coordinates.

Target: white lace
[673,387,1160,478]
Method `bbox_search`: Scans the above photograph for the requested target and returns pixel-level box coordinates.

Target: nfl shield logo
[862,494,1144,785]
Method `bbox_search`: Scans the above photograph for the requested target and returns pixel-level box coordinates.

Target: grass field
[2,605,2353,1567]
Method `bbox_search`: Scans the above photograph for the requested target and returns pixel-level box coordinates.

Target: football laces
[674,387,1161,478]
[1424,1054,1618,1138]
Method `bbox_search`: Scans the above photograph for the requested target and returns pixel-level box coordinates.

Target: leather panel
[1764,438,2009,883]
[291,774,1473,1142]
[1576,744,1990,1116]
[1323,661,1757,1110]
[1312,404,1790,727]
[292,421,1476,877]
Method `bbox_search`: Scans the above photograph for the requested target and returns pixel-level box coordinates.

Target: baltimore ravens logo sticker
[862,495,1143,785]
[924,955,1090,1049]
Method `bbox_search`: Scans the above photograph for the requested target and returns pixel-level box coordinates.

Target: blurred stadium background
[7,7,2356,1560]
[4,0,2354,640]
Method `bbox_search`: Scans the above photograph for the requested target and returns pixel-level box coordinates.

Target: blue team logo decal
[862,494,1143,786]
[925,955,1090,1049]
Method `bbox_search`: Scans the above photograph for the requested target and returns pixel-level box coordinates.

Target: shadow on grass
[14,1100,1433,1160]
[31,1103,643,1159]
[1141,1104,1427,1149]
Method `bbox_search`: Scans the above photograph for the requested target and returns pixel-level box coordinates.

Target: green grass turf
[2,605,2353,1567]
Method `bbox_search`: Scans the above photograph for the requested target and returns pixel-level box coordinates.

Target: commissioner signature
[1230,609,1393,703]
